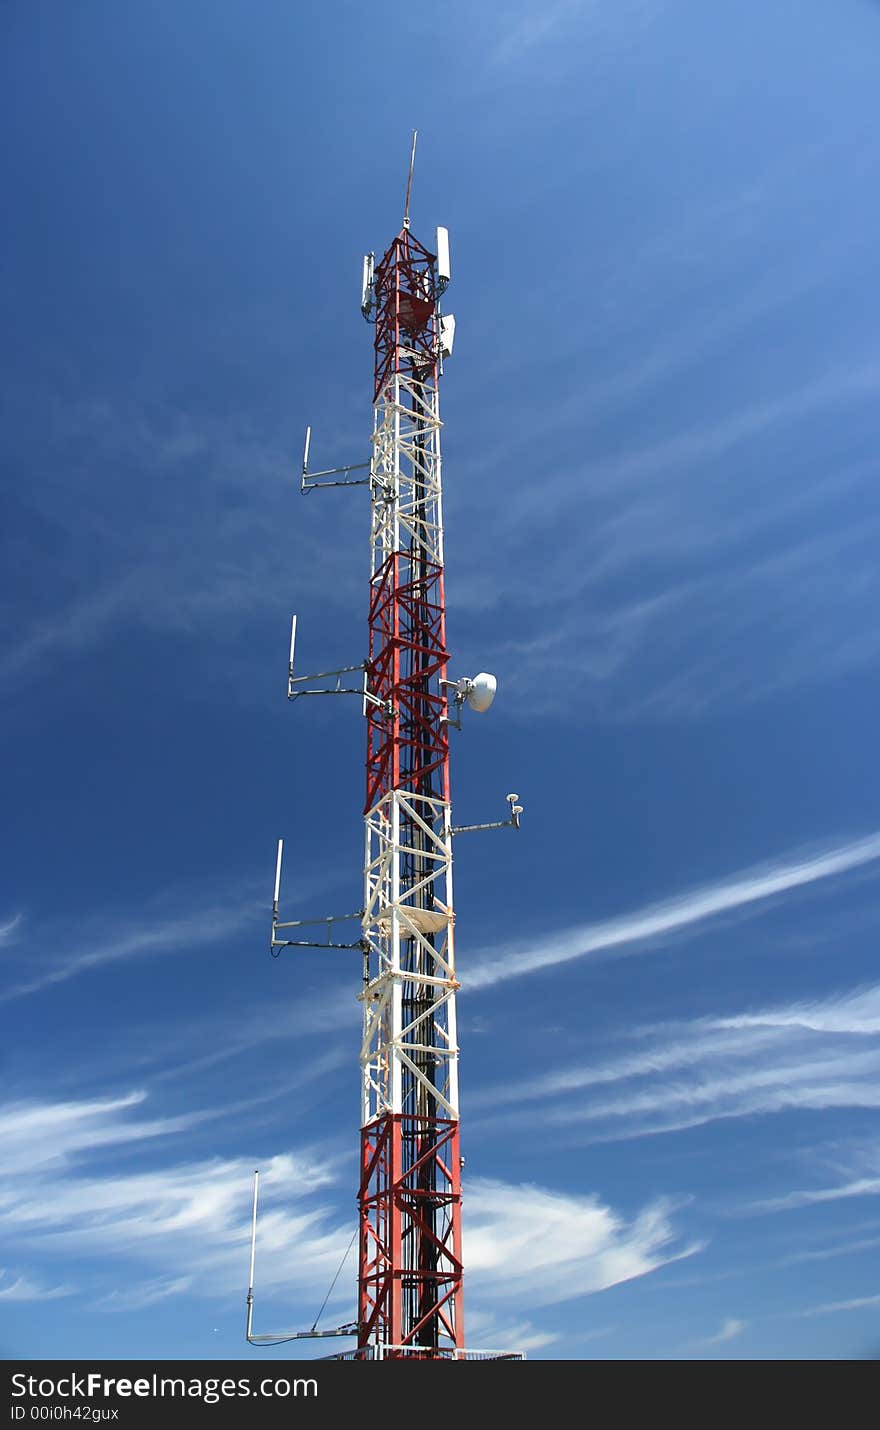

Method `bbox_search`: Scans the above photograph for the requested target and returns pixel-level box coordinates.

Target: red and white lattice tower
[257,141,523,1362]
[358,212,463,1359]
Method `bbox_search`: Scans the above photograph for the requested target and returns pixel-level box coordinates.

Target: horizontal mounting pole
[301,460,371,494]
[288,662,393,715]
[270,911,366,953]
[289,686,392,714]
[290,685,367,698]
[274,911,364,929]
[300,424,372,493]
[455,795,523,835]
[271,937,366,951]
[248,1326,358,1344]
[306,463,370,479]
[450,818,519,836]
[452,794,524,836]
[291,661,366,681]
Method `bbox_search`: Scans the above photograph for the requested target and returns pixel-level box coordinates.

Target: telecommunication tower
[246,135,523,1361]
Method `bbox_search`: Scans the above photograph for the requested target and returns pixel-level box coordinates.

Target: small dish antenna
[463,672,496,713]
[441,671,497,727]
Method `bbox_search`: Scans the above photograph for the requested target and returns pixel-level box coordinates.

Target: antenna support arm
[247,1170,359,1345]
[451,793,524,836]
[300,424,375,493]
[270,910,367,957]
[289,659,394,717]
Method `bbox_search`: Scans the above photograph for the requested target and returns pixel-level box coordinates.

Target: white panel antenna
[436,226,451,290]
[440,314,456,358]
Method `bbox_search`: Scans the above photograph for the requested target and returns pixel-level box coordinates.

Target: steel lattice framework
[260,183,523,1361]
[358,224,463,1357]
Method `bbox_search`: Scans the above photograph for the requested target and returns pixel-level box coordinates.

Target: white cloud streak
[450,342,880,720]
[0,1090,214,1176]
[702,1317,746,1345]
[96,1275,194,1313]
[1,861,350,1004]
[0,913,23,945]
[487,0,661,72]
[460,1308,559,1354]
[468,833,880,990]
[792,1294,880,1319]
[651,1227,880,1294]
[0,1092,346,1317]
[0,894,259,1004]
[0,1270,72,1302]
[470,980,880,1146]
[0,390,364,700]
[490,0,587,66]
[517,366,880,523]
[745,1178,880,1217]
[464,1182,701,1308]
[0,1091,697,1328]
[714,983,880,1037]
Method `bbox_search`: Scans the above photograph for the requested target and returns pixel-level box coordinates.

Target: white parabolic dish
[467,672,497,713]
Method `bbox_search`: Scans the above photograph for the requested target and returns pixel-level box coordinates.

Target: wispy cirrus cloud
[0,1090,346,1317]
[0,1270,73,1302]
[790,1293,880,1319]
[513,365,880,526]
[700,1317,746,1346]
[506,1049,880,1146]
[489,0,588,66]
[96,1275,194,1313]
[451,351,880,719]
[470,979,880,1146]
[649,1224,880,1295]
[0,892,260,1004]
[0,388,365,701]
[745,1178,880,1218]
[713,983,880,1037]
[0,913,22,945]
[0,573,146,692]
[0,1090,210,1176]
[468,833,880,990]
[458,1307,559,1354]
[731,1134,880,1220]
[464,1182,701,1307]
[487,0,661,71]
[490,527,880,722]
[0,1089,698,1331]
[0,856,351,1004]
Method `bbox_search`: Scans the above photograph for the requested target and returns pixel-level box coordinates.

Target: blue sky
[2,0,880,1361]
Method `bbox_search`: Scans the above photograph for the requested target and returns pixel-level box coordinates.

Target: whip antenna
[403,129,417,228]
